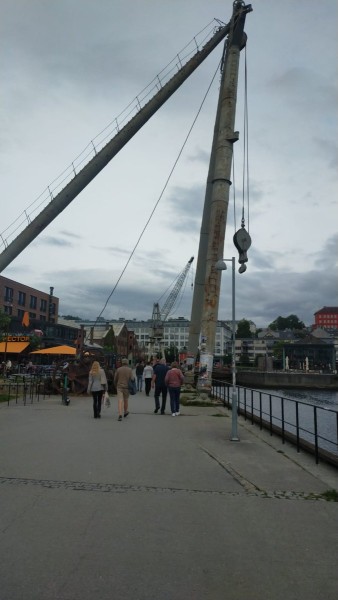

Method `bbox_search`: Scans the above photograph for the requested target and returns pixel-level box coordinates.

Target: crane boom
[160,256,194,322]
[149,257,194,353]
[0,20,235,273]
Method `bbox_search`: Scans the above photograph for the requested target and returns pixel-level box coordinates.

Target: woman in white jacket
[87,361,107,419]
[143,361,154,397]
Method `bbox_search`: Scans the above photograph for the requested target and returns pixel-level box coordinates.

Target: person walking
[152,358,169,414]
[87,361,107,419]
[135,361,144,392]
[114,358,134,421]
[165,361,184,416]
[143,361,153,397]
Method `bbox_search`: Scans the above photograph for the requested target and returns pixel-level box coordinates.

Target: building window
[40,299,47,312]
[29,312,36,319]
[30,295,37,309]
[17,309,24,318]
[18,291,26,306]
[4,286,13,302]
[4,305,12,315]
[40,315,46,322]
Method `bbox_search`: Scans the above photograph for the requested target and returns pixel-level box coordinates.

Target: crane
[0,19,233,273]
[148,257,194,358]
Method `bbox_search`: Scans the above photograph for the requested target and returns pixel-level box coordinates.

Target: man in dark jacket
[152,358,169,414]
[135,361,144,392]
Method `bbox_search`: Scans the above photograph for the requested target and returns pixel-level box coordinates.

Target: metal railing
[212,379,338,466]
[0,375,52,406]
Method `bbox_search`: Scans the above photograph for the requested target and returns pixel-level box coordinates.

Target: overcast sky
[1,0,337,328]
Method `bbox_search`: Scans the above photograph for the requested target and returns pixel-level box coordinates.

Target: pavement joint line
[237,415,338,485]
[0,476,327,501]
[200,445,261,493]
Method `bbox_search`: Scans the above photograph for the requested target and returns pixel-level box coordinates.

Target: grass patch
[320,489,338,502]
[0,394,11,403]
[180,400,215,407]
[305,489,338,502]
[211,413,228,417]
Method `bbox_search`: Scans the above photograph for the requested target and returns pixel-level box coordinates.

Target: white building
[58,316,233,357]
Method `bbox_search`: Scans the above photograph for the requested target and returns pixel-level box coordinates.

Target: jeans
[154,384,168,412]
[144,378,152,396]
[92,390,103,417]
[168,386,180,414]
[137,375,143,391]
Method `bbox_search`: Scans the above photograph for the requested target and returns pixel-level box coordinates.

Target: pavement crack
[200,445,261,493]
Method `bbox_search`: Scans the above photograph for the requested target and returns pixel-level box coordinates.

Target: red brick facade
[314,306,338,330]
[0,275,59,323]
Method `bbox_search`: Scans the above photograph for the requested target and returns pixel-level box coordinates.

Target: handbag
[103,391,111,407]
[128,378,137,395]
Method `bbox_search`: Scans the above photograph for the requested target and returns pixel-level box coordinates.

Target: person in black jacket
[152,358,169,414]
[135,361,144,392]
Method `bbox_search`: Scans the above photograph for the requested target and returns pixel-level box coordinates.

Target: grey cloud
[1,1,218,101]
[312,138,338,171]
[59,230,82,240]
[38,236,73,247]
[188,147,211,164]
[94,245,131,256]
[167,184,204,216]
[268,67,337,112]
[248,247,275,271]
[313,234,338,269]
[50,248,338,329]
[225,266,338,327]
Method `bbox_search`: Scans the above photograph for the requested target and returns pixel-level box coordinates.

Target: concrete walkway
[1,390,337,600]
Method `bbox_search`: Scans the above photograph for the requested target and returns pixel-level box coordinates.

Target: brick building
[314,307,338,331]
[0,275,59,323]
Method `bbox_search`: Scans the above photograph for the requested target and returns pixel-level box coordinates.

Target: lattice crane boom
[160,256,194,322]
[150,257,194,349]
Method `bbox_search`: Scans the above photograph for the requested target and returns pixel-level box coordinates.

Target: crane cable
[242,44,250,232]
[85,59,222,340]
[232,42,250,236]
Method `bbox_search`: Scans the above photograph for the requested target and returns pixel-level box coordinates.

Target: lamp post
[215,257,239,441]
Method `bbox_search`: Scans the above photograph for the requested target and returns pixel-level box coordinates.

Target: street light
[215,257,239,441]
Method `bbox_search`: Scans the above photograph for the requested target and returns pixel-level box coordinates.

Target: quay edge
[234,371,338,390]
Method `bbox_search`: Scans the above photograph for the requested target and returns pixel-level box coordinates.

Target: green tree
[164,345,179,363]
[28,335,42,351]
[238,352,250,366]
[269,315,305,331]
[0,310,11,341]
[60,315,82,321]
[271,341,285,360]
[236,319,252,338]
[220,354,232,366]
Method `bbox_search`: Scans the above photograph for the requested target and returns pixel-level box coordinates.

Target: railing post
[251,389,254,424]
[244,388,247,420]
[269,394,273,435]
[295,401,300,453]
[314,406,319,465]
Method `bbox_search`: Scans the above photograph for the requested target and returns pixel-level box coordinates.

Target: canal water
[236,387,338,457]
[263,388,338,409]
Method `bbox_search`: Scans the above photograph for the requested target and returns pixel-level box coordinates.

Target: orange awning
[30,345,76,355]
[0,341,30,354]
